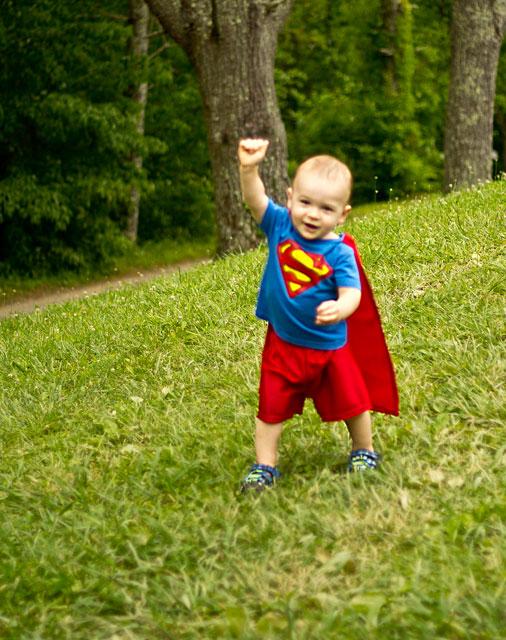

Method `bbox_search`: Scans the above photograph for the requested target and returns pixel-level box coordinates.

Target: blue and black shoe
[241,463,281,493]
[347,449,381,472]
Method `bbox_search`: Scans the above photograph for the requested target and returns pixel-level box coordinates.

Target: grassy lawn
[0,182,505,639]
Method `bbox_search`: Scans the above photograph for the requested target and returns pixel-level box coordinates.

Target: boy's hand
[315,288,361,325]
[315,300,345,326]
[238,138,270,167]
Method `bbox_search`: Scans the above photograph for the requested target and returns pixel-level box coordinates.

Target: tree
[0,0,144,275]
[0,0,215,276]
[276,0,444,202]
[125,0,151,242]
[380,0,415,111]
[444,0,506,190]
[145,0,293,254]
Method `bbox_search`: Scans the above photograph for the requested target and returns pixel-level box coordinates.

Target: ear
[337,204,352,225]
[286,187,293,209]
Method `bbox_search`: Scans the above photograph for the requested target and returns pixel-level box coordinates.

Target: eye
[299,198,310,205]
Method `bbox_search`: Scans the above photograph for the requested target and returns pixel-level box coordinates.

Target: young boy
[238,138,398,492]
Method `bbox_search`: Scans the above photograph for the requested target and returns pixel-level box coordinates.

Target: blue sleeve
[259,199,288,238]
[334,244,361,290]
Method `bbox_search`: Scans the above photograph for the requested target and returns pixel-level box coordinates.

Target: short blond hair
[294,155,353,203]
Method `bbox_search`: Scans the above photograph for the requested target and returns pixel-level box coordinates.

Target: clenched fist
[238,138,270,167]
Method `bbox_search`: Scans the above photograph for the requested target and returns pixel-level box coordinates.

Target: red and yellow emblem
[277,239,333,297]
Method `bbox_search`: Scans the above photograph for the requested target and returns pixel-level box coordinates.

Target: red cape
[343,234,399,416]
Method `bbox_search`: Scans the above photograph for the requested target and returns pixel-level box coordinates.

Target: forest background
[1,0,505,278]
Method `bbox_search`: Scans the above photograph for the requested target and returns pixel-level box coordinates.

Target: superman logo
[277,239,333,297]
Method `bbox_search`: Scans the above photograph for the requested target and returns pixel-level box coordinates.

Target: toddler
[238,139,398,492]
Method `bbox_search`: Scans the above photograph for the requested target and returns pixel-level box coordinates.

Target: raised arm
[238,138,270,223]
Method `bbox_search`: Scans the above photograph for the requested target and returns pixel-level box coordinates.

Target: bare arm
[238,138,270,223]
[315,287,361,326]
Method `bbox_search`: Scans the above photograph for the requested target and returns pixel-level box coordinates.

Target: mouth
[302,222,319,232]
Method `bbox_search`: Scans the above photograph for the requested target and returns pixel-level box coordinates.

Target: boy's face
[287,169,351,241]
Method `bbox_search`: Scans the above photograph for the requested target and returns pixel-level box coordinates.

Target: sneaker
[348,449,381,472]
[241,463,281,493]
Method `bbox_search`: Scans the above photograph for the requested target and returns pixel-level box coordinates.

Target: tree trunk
[125,0,150,242]
[145,0,292,255]
[380,0,402,93]
[380,0,415,114]
[444,0,506,191]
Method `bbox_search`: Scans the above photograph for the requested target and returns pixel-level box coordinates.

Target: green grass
[0,182,505,639]
[0,237,215,304]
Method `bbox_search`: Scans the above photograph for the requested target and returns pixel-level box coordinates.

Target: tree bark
[126,0,150,242]
[380,0,402,94]
[145,0,292,254]
[380,0,415,113]
[444,0,506,191]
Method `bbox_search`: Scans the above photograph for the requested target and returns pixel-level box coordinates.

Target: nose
[306,205,319,219]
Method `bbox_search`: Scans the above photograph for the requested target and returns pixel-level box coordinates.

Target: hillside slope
[0,182,504,639]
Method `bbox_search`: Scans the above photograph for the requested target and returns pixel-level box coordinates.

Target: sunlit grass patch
[0,182,505,638]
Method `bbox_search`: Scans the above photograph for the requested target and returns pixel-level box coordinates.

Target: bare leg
[345,411,374,451]
[255,418,284,467]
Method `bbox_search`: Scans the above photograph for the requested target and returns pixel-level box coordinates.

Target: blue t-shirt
[255,199,361,350]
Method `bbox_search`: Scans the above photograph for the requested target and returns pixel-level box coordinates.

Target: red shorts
[257,325,371,424]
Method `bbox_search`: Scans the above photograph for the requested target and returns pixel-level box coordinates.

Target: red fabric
[258,326,371,424]
[342,234,399,416]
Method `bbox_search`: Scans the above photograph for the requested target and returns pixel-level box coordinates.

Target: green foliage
[1,0,503,278]
[0,183,504,638]
[0,1,214,277]
[276,0,450,202]
[0,1,140,275]
[494,42,506,174]
[140,40,214,242]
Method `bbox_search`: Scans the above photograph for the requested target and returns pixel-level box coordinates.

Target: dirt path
[0,258,209,320]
